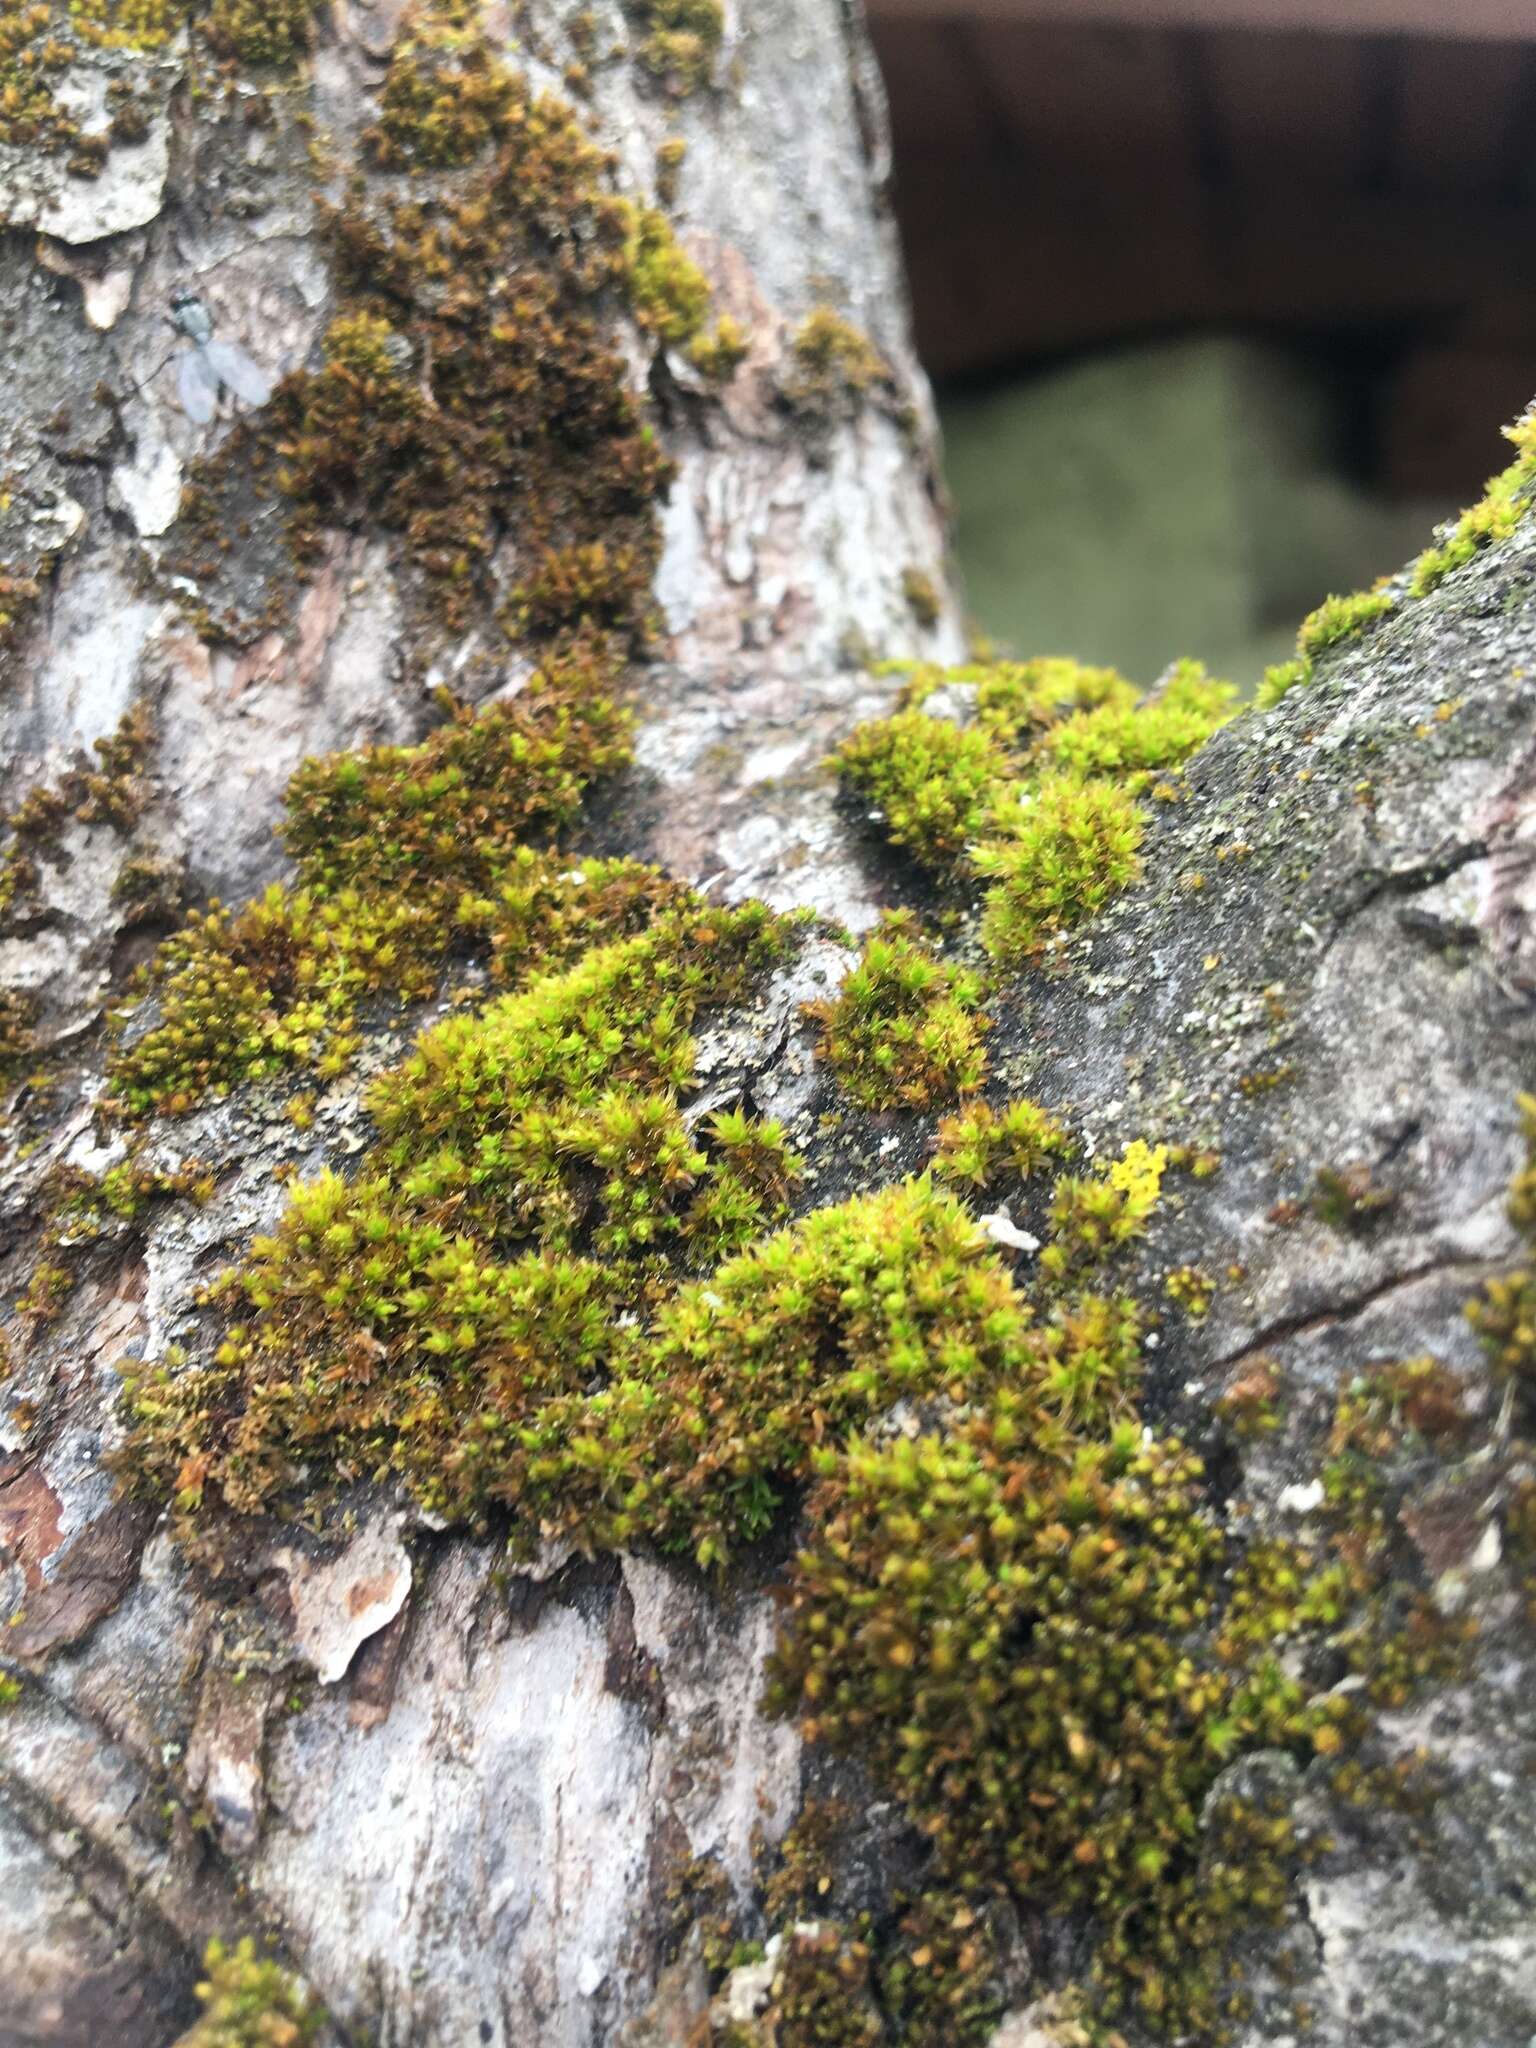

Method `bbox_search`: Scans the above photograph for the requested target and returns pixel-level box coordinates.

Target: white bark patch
[270,1515,413,1684]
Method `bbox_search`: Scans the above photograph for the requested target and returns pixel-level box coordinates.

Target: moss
[1255,655,1311,710]
[1037,659,1235,790]
[783,308,891,424]
[1,704,154,928]
[833,711,1013,874]
[173,1937,323,2048]
[632,0,722,95]
[0,985,36,1077]
[763,1421,1330,2037]
[654,132,686,203]
[966,655,1137,746]
[1296,587,1396,661]
[900,566,940,629]
[688,312,749,381]
[932,1096,1074,1190]
[620,201,712,346]
[1309,1161,1397,1233]
[803,916,990,1110]
[975,775,1144,966]
[1165,1263,1214,1317]
[108,683,644,1115]
[1411,410,1536,596]
[172,7,722,656]
[202,0,320,67]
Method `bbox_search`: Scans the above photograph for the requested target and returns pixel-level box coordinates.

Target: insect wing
[203,339,273,410]
[177,346,221,424]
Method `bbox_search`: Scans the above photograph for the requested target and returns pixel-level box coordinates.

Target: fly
[169,287,273,424]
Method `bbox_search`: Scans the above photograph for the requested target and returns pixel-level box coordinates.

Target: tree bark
[4,6,1536,2048]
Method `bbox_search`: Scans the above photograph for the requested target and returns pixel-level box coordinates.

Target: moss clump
[1037,659,1235,789]
[1255,656,1310,710]
[108,684,644,1116]
[687,312,749,381]
[173,5,722,656]
[804,917,990,1109]
[764,1424,1330,2036]
[833,711,1013,873]
[975,775,1143,965]
[783,308,891,425]
[620,200,713,346]
[900,566,940,629]
[965,655,1138,746]
[1412,410,1536,596]
[932,1096,1074,1189]
[632,0,722,95]
[1297,587,1396,660]
[0,705,154,928]
[834,657,1225,969]
[202,0,320,67]
[1465,1094,1536,1410]
[174,1937,322,2048]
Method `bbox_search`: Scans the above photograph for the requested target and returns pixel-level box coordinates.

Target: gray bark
[3,4,1536,2047]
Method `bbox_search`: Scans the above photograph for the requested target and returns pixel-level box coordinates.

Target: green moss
[833,711,1013,874]
[900,566,941,629]
[803,917,990,1109]
[633,0,722,95]
[1255,655,1311,710]
[967,655,1137,746]
[202,0,319,66]
[687,312,749,381]
[784,308,891,422]
[1038,659,1235,789]
[1296,587,1396,661]
[172,7,722,655]
[620,200,712,346]
[108,683,643,1116]
[932,1096,1074,1190]
[1309,1161,1397,1233]
[764,1422,1330,2036]
[174,1937,322,2048]
[975,775,1144,966]
[1411,411,1536,596]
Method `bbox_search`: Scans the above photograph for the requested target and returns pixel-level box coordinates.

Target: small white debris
[1278,1479,1326,1516]
[878,1133,900,1155]
[977,1207,1040,1254]
[561,869,587,886]
[577,1957,606,1998]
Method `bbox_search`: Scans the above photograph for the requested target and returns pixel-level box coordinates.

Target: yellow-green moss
[833,711,1013,873]
[633,0,722,95]
[1296,587,1396,661]
[174,1937,322,2048]
[202,0,319,67]
[108,684,640,1116]
[1037,659,1236,789]
[803,916,990,1109]
[900,566,940,629]
[932,1096,1074,1189]
[783,307,891,423]
[1411,410,1536,596]
[975,775,1144,965]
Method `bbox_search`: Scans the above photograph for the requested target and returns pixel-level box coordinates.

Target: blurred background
[867,0,1536,682]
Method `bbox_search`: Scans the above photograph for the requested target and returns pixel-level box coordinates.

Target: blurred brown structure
[869,0,1536,498]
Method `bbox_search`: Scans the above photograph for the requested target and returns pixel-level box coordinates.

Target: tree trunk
[3,6,1536,2048]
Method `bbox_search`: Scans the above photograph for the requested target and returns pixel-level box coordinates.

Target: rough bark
[4,5,1536,2048]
